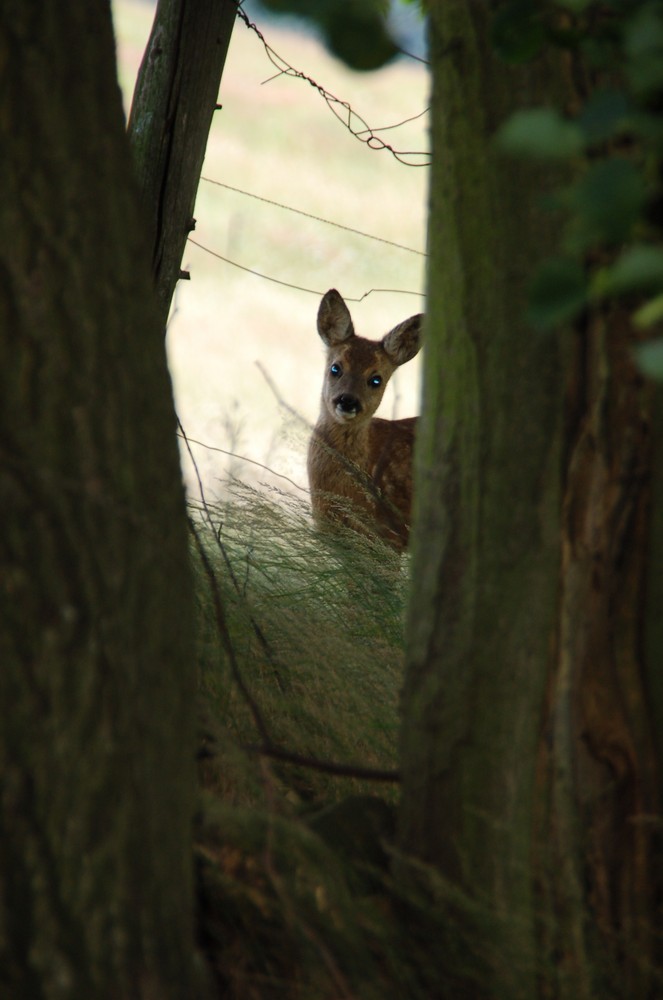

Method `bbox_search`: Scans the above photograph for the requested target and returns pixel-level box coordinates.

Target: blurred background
[112,0,429,502]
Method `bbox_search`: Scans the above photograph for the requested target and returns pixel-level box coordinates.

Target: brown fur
[307,289,423,551]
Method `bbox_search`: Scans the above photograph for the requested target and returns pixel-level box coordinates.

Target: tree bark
[127,0,237,329]
[538,311,660,999]
[0,6,197,997]
[399,3,661,997]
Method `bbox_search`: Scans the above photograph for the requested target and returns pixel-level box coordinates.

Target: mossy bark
[127,0,237,329]
[399,3,661,997]
[0,6,197,997]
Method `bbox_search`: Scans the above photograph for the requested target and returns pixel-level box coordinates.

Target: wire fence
[235,1,431,168]
[170,1,429,492]
[185,6,430,302]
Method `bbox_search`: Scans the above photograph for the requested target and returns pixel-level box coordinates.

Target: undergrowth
[192,482,406,805]
[191,483,416,998]
[189,484,582,1000]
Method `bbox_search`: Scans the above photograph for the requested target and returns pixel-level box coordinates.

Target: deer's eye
[330,363,342,377]
[368,374,382,388]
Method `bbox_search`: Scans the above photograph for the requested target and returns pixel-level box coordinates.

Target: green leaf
[260,0,398,70]
[592,245,663,297]
[491,0,545,64]
[527,257,587,329]
[555,0,592,10]
[629,111,663,143]
[496,108,584,159]
[634,338,663,380]
[324,9,398,70]
[578,89,630,145]
[633,294,663,327]
[626,3,663,97]
[568,158,646,248]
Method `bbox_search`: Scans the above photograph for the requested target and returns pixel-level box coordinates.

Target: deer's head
[317,289,423,427]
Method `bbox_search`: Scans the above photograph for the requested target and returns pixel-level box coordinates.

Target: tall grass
[191,488,565,999]
[192,483,416,997]
[193,482,407,806]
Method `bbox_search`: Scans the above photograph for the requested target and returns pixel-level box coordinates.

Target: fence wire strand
[187,237,424,301]
[235,2,431,167]
[201,177,427,257]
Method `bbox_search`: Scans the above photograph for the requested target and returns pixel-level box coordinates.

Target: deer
[307,289,423,551]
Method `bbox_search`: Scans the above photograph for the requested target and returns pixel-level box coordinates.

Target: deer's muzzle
[334,394,362,420]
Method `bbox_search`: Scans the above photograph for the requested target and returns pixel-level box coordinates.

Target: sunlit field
[112,0,429,503]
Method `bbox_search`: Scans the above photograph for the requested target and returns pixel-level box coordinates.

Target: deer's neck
[314,412,371,465]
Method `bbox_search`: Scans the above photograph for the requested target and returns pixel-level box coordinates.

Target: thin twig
[189,516,274,746]
[244,743,400,782]
[179,419,287,692]
[177,431,308,493]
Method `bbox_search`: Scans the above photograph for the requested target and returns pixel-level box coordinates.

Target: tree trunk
[0,6,197,997]
[537,311,660,999]
[399,3,661,997]
[127,0,237,329]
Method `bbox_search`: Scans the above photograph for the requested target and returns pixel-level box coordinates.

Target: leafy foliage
[491,0,547,63]
[635,335,663,376]
[497,107,583,159]
[258,0,399,70]
[525,255,587,327]
[495,0,663,373]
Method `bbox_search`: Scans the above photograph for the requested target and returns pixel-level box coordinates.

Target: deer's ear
[382,314,423,366]
[317,289,355,347]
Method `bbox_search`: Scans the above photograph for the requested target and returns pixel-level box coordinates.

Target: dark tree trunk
[399,3,662,997]
[537,307,660,998]
[0,5,197,997]
[127,0,237,329]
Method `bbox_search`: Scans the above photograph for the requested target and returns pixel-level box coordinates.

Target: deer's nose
[335,393,362,415]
